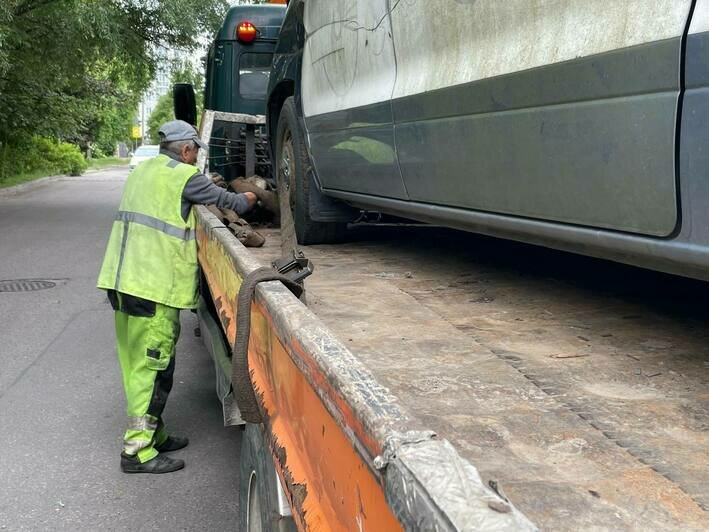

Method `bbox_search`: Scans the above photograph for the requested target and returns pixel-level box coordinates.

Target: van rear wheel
[275,97,346,244]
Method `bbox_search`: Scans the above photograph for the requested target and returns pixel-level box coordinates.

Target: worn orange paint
[196,224,403,531]
[249,307,403,531]
[245,296,385,462]
[197,229,238,344]
[289,336,384,461]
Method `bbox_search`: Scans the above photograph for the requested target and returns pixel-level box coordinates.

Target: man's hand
[230,181,279,214]
[243,192,258,209]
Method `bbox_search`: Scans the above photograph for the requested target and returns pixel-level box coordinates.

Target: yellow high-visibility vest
[97,154,199,309]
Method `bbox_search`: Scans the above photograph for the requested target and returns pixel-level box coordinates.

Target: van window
[238,53,273,100]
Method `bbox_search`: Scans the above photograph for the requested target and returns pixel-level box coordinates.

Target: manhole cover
[0,279,57,292]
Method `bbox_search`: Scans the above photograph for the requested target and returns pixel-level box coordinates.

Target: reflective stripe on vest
[115,211,196,241]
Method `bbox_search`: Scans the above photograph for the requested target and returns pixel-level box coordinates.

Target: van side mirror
[173,83,197,126]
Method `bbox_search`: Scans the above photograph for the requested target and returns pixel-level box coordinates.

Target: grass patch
[0,169,59,189]
[0,157,129,189]
[87,157,130,169]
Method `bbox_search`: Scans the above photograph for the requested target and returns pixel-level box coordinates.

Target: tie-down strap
[231,266,307,424]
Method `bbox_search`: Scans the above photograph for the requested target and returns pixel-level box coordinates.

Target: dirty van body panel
[392,38,680,236]
[300,0,408,199]
[679,7,709,253]
[267,1,360,227]
[388,1,691,237]
[303,0,691,237]
[305,102,405,199]
[324,24,709,284]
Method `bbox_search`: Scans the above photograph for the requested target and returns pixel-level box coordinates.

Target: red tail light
[237,21,257,43]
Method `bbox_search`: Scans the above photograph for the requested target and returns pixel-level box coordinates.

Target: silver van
[266,0,709,281]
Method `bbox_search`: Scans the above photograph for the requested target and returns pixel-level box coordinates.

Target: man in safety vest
[97,120,257,474]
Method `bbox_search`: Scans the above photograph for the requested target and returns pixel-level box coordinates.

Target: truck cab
[203,3,286,181]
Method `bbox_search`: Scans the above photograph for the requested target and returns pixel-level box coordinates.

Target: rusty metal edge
[195,206,536,531]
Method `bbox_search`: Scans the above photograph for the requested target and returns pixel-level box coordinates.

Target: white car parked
[128,145,159,169]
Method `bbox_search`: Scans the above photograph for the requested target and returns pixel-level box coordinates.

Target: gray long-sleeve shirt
[160,150,250,221]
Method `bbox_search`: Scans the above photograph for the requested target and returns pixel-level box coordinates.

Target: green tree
[0,0,228,160]
[91,91,140,156]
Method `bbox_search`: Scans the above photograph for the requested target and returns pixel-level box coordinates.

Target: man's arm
[181,173,257,220]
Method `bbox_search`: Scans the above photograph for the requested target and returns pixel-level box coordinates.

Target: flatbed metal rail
[194,206,533,531]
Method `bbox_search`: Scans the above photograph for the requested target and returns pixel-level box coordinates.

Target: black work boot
[155,435,189,453]
[121,453,185,474]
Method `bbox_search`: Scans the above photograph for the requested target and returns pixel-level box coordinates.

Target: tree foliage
[0,0,228,155]
[0,136,87,182]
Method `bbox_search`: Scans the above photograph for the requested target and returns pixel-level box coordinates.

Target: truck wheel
[239,423,297,532]
[276,97,347,244]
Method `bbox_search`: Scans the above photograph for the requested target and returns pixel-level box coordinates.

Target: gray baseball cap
[158,120,208,151]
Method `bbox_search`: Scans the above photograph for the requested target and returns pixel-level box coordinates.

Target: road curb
[0,166,128,197]
[0,173,66,197]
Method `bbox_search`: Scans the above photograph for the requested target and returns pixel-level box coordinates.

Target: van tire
[275,97,347,244]
[239,423,297,532]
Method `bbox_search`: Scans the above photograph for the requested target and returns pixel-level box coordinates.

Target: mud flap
[307,169,357,223]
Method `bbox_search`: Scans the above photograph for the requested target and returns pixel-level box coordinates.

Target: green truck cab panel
[204,4,286,180]
[205,4,286,115]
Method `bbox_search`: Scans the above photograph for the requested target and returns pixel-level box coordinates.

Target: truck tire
[275,97,347,244]
[239,423,297,532]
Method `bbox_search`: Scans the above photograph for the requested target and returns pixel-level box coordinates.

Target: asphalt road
[0,168,242,531]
